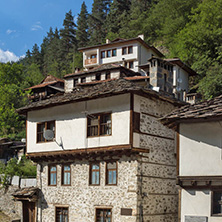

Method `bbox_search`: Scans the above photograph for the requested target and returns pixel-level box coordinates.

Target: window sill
[87,134,112,138]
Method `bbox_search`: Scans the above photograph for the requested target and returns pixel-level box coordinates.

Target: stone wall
[0,186,22,221]
[135,94,178,222]
[36,156,139,222]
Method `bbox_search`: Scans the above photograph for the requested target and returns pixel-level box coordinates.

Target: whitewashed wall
[27,94,131,153]
[181,189,222,222]
[180,122,222,176]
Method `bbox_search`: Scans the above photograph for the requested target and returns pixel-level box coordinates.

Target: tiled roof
[64,64,139,78]
[12,187,39,198]
[17,78,184,115]
[26,75,64,90]
[160,95,222,128]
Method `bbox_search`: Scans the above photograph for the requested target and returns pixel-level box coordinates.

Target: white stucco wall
[181,189,222,222]
[180,122,222,176]
[27,94,131,153]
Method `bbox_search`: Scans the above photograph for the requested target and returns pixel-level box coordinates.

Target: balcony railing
[85,58,97,65]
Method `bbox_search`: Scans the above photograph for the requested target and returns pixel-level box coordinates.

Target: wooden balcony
[85,58,97,65]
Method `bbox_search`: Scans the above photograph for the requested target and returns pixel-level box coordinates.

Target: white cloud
[31,22,43,31]
[0,49,20,63]
[6,29,16,35]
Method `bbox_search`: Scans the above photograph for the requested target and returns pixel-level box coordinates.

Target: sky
[0,0,93,63]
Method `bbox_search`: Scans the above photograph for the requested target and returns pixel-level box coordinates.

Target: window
[106,162,117,185]
[37,121,55,143]
[107,50,111,58]
[212,191,222,215]
[89,163,100,185]
[96,208,112,222]
[56,207,68,222]
[73,78,78,87]
[48,165,57,186]
[62,165,71,186]
[96,73,101,81]
[81,77,86,83]
[112,49,117,56]
[101,51,106,59]
[91,54,97,59]
[87,113,111,137]
[129,61,134,69]
[105,72,111,80]
[164,74,167,91]
[122,47,127,55]
[128,46,133,54]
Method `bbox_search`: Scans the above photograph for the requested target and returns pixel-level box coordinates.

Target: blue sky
[0,0,93,62]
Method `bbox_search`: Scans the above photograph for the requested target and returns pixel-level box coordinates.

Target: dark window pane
[101,51,105,59]
[213,191,222,214]
[112,49,116,56]
[107,50,111,58]
[128,46,133,54]
[122,47,127,55]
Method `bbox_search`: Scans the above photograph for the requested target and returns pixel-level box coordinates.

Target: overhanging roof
[17,79,185,115]
[160,94,222,128]
[78,37,164,58]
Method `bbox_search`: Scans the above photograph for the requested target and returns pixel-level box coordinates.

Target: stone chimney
[138,34,144,40]
[106,39,111,44]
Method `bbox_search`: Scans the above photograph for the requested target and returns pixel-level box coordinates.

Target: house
[75,35,197,102]
[26,75,64,102]
[160,95,222,222]
[0,138,26,164]
[17,77,185,222]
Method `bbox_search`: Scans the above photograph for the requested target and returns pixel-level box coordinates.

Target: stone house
[17,78,186,222]
[161,95,222,222]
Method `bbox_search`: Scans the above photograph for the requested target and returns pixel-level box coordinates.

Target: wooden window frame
[101,51,106,59]
[105,72,111,80]
[112,48,117,57]
[128,46,133,54]
[128,61,134,69]
[87,113,112,138]
[106,50,111,58]
[95,208,112,222]
[122,47,127,55]
[61,164,71,186]
[73,78,78,87]
[105,161,118,186]
[48,165,57,186]
[81,77,86,83]
[36,120,55,143]
[211,190,222,216]
[89,163,100,186]
[55,206,69,222]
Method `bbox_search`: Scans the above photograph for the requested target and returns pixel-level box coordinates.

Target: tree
[60,10,77,54]
[76,1,89,48]
[88,0,111,45]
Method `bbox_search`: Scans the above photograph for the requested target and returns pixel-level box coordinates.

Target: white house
[161,95,222,222]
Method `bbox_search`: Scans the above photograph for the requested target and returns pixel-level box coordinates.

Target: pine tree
[88,0,111,45]
[60,10,77,54]
[106,0,131,39]
[76,1,89,48]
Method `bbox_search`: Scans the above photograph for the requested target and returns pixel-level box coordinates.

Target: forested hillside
[0,0,222,139]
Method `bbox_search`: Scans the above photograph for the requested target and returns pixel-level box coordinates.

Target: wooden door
[23,201,36,222]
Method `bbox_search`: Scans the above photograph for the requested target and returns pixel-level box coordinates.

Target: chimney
[138,34,144,40]
[106,39,111,44]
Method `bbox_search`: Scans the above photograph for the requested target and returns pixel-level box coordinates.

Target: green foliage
[198,63,222,99]
[0,156,36,187]
[76,1,89,48]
